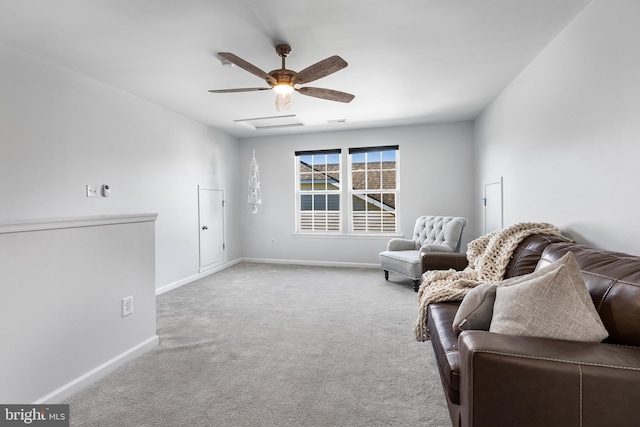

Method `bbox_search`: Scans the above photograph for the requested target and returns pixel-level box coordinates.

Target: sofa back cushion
[537,242,640,347]
[503,234,568,279]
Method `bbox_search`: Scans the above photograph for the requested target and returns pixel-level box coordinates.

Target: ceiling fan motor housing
[268,69,295,88]
[270,44,295,88]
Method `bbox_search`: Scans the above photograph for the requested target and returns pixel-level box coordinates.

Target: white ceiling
[0,0,590,138]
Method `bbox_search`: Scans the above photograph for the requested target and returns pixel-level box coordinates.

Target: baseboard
[34,335,159,404]
[240,257,380,269]
[156,259,242,296]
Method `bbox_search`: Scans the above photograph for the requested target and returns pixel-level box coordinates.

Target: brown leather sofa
[422,234,640,427]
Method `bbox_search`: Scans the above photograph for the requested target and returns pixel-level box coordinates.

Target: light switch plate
[86,185,99,197]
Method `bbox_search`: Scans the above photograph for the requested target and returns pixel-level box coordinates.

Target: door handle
[202,226,208,230]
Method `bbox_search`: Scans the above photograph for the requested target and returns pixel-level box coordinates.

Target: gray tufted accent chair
[379,216,467,291]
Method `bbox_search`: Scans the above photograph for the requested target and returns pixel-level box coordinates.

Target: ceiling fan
[209,44,355,111]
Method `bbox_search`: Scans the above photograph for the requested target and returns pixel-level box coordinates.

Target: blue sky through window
[351,150,396,163]
[302,151,396,165]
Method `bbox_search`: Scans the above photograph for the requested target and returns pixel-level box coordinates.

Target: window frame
[294,149,343,233]
[348,145,399,234]
[294,145,399,236]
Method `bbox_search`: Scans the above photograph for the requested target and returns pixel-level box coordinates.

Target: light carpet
[66,263,450,426]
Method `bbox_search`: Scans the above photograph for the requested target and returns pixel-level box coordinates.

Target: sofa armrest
[386,238,417,251]
[458,331,640,427]
[420,251,468,273]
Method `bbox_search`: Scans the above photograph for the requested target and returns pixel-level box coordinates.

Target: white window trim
[348,148,399,235]
[294,150,343,234]
[294,146,400,236]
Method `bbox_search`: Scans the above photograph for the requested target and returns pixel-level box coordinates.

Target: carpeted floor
[66,263,450,426]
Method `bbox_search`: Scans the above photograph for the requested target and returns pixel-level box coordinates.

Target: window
[349,146,398,233]
[295,149,342,232]
[295,145,398,234]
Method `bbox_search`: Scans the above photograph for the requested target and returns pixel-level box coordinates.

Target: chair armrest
[420,251,468,273]
[458,331,640,427]
[419,244,454,253]
[386,238,417,251]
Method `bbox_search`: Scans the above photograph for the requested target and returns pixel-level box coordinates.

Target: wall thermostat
[102,184,110,197]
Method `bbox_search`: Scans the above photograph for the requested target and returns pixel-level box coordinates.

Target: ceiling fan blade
[292,56,348,85]
[218,52,277,85]
[297,87,355,103]
[208,87,272,93]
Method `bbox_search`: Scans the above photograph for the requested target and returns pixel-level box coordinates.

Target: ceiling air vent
[234,114,305,131]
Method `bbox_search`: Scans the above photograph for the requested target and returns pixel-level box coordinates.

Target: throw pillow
[452,259,568,333]
[489,252,608,342]
[452,282,497,332]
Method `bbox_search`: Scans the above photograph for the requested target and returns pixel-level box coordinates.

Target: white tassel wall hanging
[248,150,262,214]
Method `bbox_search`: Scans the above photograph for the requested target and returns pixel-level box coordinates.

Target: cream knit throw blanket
[413,222,570,341]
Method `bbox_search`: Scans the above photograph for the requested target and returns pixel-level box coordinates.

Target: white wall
[0,43,242,289]
[0,215,157,403]
[474,0,640,255]
[239,122,475,265]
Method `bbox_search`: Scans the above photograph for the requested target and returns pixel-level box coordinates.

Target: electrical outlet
[121,296,134,317]
[86,185,98,197]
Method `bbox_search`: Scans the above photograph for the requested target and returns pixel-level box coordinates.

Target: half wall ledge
[0,213,158,234]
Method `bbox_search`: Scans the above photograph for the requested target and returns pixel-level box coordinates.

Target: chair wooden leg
[413,280,420,292]
[384,270,389,281]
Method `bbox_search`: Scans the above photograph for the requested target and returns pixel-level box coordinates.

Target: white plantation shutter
[352,211,396,232]
[299,211,340,231]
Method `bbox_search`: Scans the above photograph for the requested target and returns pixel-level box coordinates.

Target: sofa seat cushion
[427,302,461,404]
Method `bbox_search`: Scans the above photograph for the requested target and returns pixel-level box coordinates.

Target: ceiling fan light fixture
[275,93,292,111]
[273,81,294,111]
[273,83,294,95]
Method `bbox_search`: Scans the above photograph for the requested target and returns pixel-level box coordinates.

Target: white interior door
[483,177,503,235]
[199,187,225,272]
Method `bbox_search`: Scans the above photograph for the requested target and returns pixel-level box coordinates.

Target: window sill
[292,232,403,240]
